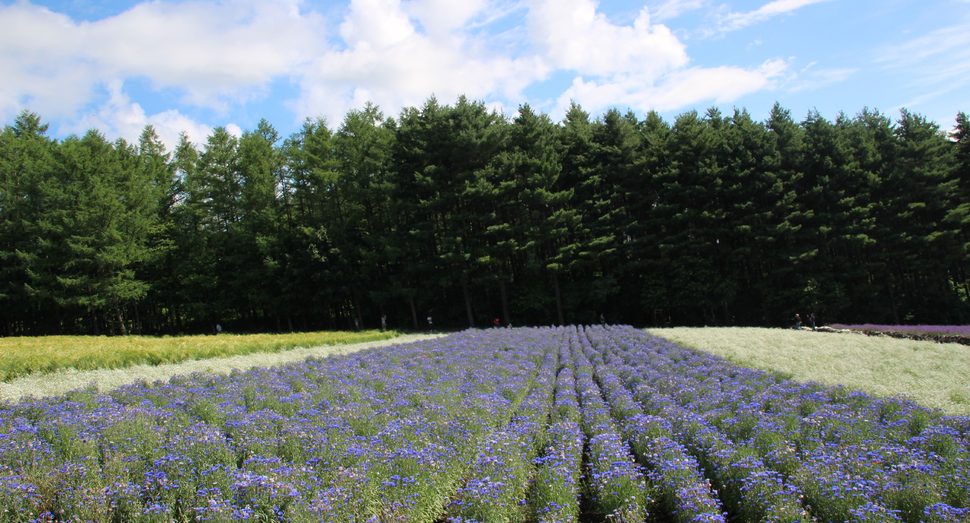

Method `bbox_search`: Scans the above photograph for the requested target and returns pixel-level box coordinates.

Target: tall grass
[0,330,399,382]
[647,327,970,415]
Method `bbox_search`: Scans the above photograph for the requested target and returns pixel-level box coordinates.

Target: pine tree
[181,128,243,331]
[280,117,342,329]
[52,130,159,334]
[392,96,506,328]
[653,109,728,324]
[0,111,58,334]
[881,109,963,321]
[333,103,396,329]
[484,103,566,325]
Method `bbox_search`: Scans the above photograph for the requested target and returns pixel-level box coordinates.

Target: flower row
[1,325,969,522]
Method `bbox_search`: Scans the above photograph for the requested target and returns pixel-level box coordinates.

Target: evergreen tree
[160,132,202,332]
[181,128,243,331]
[237,119,285,330]
[584,108,644,323]
[764,103,811,323]
[393,96,506,328]
[556,102,605,323]
[134,125,177,334]
[881,109,962,321]
[281,118,342,330]
[333,103,396,329]
[3,102,969,334]
[950,112,970,305]
[654,109,728,324]
[0,111,58,334]
[51,131,159,334]
[484,104,566,325]
[631,110,672,326]
[716,108,789,325]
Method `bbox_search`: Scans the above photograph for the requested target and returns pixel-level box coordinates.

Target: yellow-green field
[648,327,970,416]
[0,330,400,382]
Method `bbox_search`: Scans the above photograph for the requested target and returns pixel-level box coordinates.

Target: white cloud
[526,0,789,119]
[787,66,856,93]
[650,0,706,22]
[340,0,415,49]
[555,58,788,116]
[88,0,328,108]
[0,0,327,123]
[1,0,796,145]
[870,13,970,121]
[718,0,834,33]
[0,4,98,122]
[527,0,688,78]
[875,19,970,87]
[66,80,216,153]
[294,0,548,125]
[408,0,490,40]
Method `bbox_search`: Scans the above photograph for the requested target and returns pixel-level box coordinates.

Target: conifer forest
[2,97,970,336]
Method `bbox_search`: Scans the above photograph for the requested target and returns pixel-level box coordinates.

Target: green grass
[0,330,401,382]
[648,327,970,416]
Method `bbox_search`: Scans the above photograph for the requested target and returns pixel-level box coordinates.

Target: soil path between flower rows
[0,333,445,404]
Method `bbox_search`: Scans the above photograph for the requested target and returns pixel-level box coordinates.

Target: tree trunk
[888,279,900,324]
[553,272,564,326]
[353,297,363,330]
[463,280,475,328]
[56,306,65,336]
[116,307,128,336]
[498,265,511,326]
[409,296,419,330]
[134,303,142,335]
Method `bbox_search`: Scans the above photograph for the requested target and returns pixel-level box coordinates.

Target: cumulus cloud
[408,0,491,40]
[0,4,98,121]
[66,79,216,152]
[523,0,790,119]
[0,0,326,125]
[293,0,548,125]
[339,0,415,49]
[527,0,688,78]
[1,0,798,145]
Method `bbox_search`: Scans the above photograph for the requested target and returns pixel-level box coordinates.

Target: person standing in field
[381,315,387,331]
[794,313,802,329]
[809,313,817,331]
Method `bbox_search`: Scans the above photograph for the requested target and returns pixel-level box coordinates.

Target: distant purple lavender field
[832,324,970,336]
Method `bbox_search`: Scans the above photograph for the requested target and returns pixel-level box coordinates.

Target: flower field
[830,325,970,337]
[1,325,969,522]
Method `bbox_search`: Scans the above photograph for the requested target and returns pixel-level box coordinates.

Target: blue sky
[1,0,968,151]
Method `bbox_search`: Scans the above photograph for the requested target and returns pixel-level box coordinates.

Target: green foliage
[1,99,969,335]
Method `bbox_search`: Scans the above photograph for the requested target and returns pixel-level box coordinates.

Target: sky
[1,0,968,152]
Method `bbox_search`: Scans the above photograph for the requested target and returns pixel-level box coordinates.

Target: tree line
[2,97,969,336]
